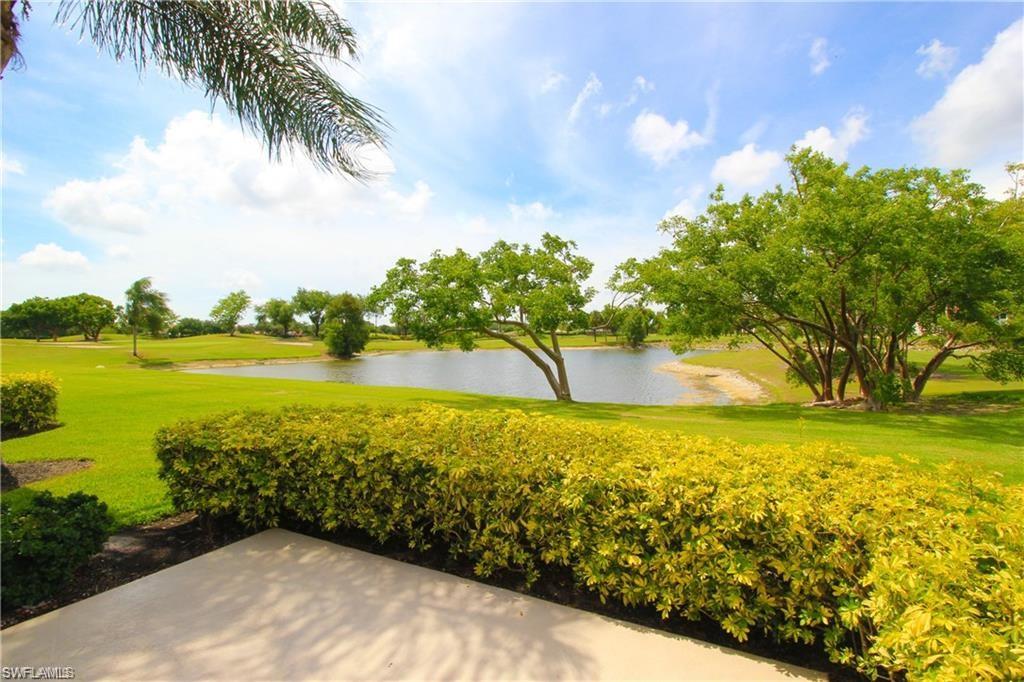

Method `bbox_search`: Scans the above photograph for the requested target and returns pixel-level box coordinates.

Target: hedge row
[1,372,59,435]
[155,405,1024,680]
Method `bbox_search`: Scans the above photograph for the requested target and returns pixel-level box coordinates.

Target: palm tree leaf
[56,0,388,177]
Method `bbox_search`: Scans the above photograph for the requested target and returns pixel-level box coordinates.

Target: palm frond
[56,0,388,177]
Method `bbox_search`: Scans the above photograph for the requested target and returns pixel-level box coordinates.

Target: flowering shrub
[156,405,1024,679]
[1,372,59,435]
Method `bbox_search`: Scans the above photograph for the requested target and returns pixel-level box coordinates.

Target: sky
[2,2,1022,319]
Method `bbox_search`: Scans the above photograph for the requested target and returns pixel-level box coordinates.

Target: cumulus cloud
[629,112,709,166]
[568,73,603,124]
[809,37,831,75]
[912,19,1022,170]
[663,185,706,220]
[8,111,461,315]
[508,201,556,222]
[711,144,784,189]
[794,110,870,161]
[17,243,89,269]
[916,39,958,78]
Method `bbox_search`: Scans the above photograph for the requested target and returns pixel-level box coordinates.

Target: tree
[620,306,655,349]
[619,151,1024,410]
[255,299,295,337]
[124,277,173,357]
[68,293,116,341]
[369,233,595,401]
[322,293,369,358]
[2,0,387,177]
[210,291,251,336]
[291,288,332,338]
[1,297,68,341]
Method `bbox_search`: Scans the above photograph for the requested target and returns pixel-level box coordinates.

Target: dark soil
[1,513,862,680]
[1,512,248,629]
[0,459,93,492]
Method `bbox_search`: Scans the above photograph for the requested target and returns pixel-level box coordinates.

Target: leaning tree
[618,151,1024,410]
[2,0,387,176]
[369,234,595,401]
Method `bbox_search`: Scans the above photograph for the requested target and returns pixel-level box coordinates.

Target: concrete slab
[2,529,824,681]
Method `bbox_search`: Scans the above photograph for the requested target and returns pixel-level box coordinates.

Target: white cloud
[809,37,831,75]
[6,111,458,315]
[912,19,1023,168]
[508,201,556,222]
[629,111,709,166]
[568,73,603,124]
[663,185,706,220]
[633,75,655,94]
[916,39,958,79]
[106,244,132,259]
[17,243,89,269]
[711,144,784,189]
[540,70,567,94]
[1,155,25,175]
[794,110,870,161]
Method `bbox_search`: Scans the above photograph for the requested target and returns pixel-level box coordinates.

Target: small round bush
[1,491,112,607]
[1,372,59,435]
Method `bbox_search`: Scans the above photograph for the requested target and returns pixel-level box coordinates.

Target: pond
[186,346,733,406]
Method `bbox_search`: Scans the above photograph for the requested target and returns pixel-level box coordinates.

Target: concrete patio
[2,529,823,680]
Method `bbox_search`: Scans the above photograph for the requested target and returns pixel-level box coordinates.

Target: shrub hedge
[1,371,60,435]
[156,405,1024,680]
[1,491,112,607]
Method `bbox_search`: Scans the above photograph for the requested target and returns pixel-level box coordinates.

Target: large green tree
[369,233,595,401]
[124,277,174,357]
[1,297,69,341]
[291,288,332,338]
[322,293,369,358]
[2,0,386,176]
[210,290,251,336]
[69,293,117,341]
[254,299,295,337]
[619,152,1024,410]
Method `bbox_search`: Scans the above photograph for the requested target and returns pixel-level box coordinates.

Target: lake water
[186,347,731,406]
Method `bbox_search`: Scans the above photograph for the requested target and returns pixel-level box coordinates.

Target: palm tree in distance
[1,0,387,178]
[125,277,173,358]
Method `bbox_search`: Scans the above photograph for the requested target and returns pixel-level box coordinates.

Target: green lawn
[2,334,1021,526]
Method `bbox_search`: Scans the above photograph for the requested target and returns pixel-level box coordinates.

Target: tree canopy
[255,298,295,337]
[124,277,174,357]
[210,290,251,336]
[369,233,595,400]
[323,292,369,358]
[618,152,1024,409]
[292,288,332,338]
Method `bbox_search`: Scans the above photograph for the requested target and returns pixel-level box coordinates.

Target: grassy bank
[1,335,1020,526]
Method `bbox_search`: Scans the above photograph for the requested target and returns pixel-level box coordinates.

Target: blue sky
[2,2,1022,318]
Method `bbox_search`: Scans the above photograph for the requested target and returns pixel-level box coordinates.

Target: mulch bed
[1,512,248,629]
[1,459,93,492]
[1,513,861,679]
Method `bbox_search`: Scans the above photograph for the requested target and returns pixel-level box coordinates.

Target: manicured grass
[1,335,1020,526]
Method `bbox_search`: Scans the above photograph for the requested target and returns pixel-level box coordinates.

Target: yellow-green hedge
[155,405,1024,680]
[1,372,59,435]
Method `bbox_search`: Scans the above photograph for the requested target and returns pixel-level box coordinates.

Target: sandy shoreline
[657,360,768,405]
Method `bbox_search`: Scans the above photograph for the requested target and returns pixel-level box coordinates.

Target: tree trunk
[132,325,139,357]
[910,349,951,401]
[550,332,572,401]
[837,356,853,401]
